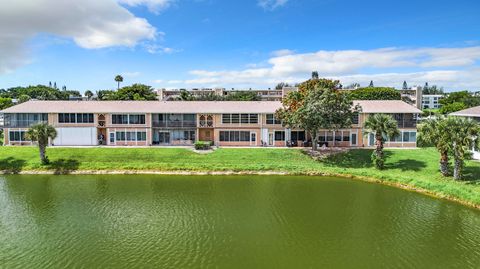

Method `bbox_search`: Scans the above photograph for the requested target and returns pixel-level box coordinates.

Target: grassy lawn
[0,146,479,206]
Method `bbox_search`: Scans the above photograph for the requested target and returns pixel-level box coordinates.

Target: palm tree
[446,117,480,180]
[114,75,123,90]
[25,123,57,164]
[363,114,400,169]
[419,117,451,176]
[84,90,93,100]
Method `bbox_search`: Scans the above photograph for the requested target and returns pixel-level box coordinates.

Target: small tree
[25,123,57,165]
[311,71,319,79]
[369,80,374,87]
[363,114,400,169]
[402,81,408,90]
[84,90,94,100]
[114,75,124,90]
[277,78,360,150]
[446,117,480,180]
[419,117,451,176]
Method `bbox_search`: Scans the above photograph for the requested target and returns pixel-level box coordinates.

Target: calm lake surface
[1,175,480,269]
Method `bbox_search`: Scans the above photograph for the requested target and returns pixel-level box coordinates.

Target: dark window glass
[352,113,359,124]
[59,113,64,123]
[220,131,226,141]
[335,132,342,142]
[241,114,249,124]
[69,113,76,123]
[266,114,274,124]
[231,114,240,124]
[274,131,285,141]
[250,114,258,124]
[77,114,83,123]
[222,114,231,124]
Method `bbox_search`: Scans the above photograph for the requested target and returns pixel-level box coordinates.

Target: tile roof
[353,100,422,114]
[0,100,422,114]
[0,101,283,114]
[450,106,480,117]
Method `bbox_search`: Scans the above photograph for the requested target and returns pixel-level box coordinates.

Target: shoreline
[2,169,479,210]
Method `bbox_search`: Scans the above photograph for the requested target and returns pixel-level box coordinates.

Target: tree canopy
[277,78,360,150]
[97,84,157,101]
[348,87,401,100]
[439,91,480,114]
[0,85,80,101]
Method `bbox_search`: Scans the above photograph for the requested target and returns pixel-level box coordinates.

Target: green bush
[194,141,212,150]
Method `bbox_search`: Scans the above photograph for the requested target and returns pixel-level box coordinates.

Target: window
[291,131,305,141]
[59,113,94,123]
[342,131,350,142]
[112,114,145,125]
[318,131,326,142]
[129,115,146,125]
[115,131,147,141]
[335,132,342,142]
[266,114,281,124]
[222,114,258,124]
[327,131,334,142]
[403,131,417,142]
[274,131,285,141]
[219,131,251,142]
[352,113,359,125]
[9,131,26,141]
[112,115,128,124]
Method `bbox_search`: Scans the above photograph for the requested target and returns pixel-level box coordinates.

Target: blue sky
[0,0,479,92]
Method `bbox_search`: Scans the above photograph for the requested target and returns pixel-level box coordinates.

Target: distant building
[422,94,443,109]
[399,86,423,109]
[156,87,298,101]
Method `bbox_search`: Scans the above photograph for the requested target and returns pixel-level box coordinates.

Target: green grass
[0,146,479,206]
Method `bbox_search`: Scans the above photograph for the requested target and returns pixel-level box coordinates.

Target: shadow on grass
[321,149,373,168]
[462,165,480,184]
[46,159,80,175]
[385,159,427,171]
[0,157,26,174]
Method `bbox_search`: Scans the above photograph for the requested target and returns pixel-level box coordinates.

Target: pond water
[1,175,480,268]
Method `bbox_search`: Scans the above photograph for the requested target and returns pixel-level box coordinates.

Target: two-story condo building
[1,100,421,148]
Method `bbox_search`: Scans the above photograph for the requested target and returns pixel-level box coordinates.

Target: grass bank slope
[0,147,479,206]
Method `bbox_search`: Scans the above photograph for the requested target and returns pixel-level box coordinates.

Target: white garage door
[53,127,97,146]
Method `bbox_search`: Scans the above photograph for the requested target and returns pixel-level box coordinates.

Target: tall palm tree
[84,90,93,100]
[114,75,123,90]
[419,117,451,176]
[363,114,400,169]
[25,123,57,164]
[446,117,480,180]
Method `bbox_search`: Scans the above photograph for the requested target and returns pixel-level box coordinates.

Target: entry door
[250,132,256,146]
[350,132,358,146]
[268,132,274,146]
[109,132,115,145]
[159,132,170,144]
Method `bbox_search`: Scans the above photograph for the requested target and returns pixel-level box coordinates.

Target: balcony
[3,120,48,128]
[152,121,196,128]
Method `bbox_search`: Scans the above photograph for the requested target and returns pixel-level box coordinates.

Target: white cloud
[271,49,295,57]
[123,71,141,77]
[258,0,288,10]
[176,46,480,90]
[0,0,160,73]
[144,43,181,54]
[118,0,174,14]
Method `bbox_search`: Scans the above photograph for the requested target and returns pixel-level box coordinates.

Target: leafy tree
[419,117,451,176]
[439,102,466,114]
[349,87,401,100]
[0,85,71,100]
[0,97,13,110]
[277,78,360,150]
[96,90,117,100]
[311,71,319,79]
[422,84,444,94]
[446,117,480,180]
[363,114,400,169]
[369,80,374,87]
[179,90,194,101]
[439,91,480,114]
[402,81,408,90]
[84,90,94,100]
[115,75,124,90]
[275,82,291,90]
[25,123,57,165]
[18,94,31,103]
[114,84,157,100]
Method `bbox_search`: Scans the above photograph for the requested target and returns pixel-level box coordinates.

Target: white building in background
[422,94,443,109]
[450,106,480,160]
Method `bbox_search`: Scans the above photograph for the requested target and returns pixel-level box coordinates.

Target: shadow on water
[46,159,80,175]
[0,157,26,174]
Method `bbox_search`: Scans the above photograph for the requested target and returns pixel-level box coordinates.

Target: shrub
[194,141,212,150]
